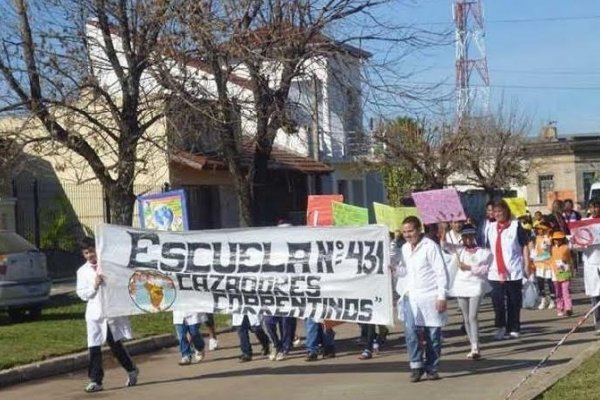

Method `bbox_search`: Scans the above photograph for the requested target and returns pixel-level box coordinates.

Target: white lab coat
[231,313,261,327]
[172,311,207,325]
[396,237,449,327]
[76,262,133,347]
[581,244,600,296]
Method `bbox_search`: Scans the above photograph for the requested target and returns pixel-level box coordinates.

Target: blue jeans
[175,322,205,357]
[403,297,442,373]
[262,316,295,353]
[304,319,335,354]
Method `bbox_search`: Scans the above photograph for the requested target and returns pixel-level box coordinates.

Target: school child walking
[550,231,573,317]
[173,311,206,365]
[531,221,555,310]
[76,237,139,393]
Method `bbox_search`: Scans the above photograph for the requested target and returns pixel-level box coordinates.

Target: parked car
[0,230,51,322]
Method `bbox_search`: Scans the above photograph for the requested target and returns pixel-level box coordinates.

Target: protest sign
[568,218,600,247]
[96,223,394,325]
[332,202,369,226]
[373,202,420,232]
[412,188,466,224]
[137,189,188,231]
[503,197,528,218]
[306,195,343,226]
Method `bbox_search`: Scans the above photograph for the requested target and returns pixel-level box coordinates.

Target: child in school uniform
[550,231,573,317]
[76,237,139,393]
[173,311,206,365]
[531,221,555,310]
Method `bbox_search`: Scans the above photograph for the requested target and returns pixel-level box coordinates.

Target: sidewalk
[2,277,599,400]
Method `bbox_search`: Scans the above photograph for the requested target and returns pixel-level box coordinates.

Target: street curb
[0,333,177,389]
[508,337,600,400]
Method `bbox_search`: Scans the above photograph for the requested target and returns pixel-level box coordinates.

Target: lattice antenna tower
[453,0,490,123]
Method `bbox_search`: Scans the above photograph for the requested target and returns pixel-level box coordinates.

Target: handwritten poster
[306,195,344,226]
[411,188,466,224]
[137,189,189,231]
[373,202,420,232]
[503,197,528,218]
[332,202,369,226]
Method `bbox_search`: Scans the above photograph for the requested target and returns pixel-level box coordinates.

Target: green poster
[373,202,420,232]
[332,202,369,226]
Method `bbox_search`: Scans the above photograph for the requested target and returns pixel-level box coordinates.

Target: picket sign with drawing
[568,218,600,247]
[411,188,466,223]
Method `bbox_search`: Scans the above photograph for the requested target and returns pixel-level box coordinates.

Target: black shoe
[239,353,252,362]
[322,350,336,359]
[261,346,270,356]
[410,368,424,383]
[427,372,441,381]
[305,352,318,362]
[460,324,467,335]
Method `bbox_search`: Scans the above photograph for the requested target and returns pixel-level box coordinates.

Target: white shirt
[76,262,133,347]
[172,311,207,325]
[396,236,449,327]
[451,247,492,297]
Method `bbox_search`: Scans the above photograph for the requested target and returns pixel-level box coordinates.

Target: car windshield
[0,231,37,253]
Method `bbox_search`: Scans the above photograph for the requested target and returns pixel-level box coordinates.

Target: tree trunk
[234,174,254,227]
[251,145,271,226]
[106,184,136,226]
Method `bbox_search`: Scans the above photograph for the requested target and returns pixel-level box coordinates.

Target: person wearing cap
[550,231,573,317]
[531,220,556,310]
[441,223,492,360]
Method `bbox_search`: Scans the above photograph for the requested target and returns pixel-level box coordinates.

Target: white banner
[96,223,394,325]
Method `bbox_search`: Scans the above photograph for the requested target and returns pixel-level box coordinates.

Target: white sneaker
[293,337,302,347]
[547,299,556,310]
[372,341,380,352]
[509,331,520,339]
[494,327,506,341]
[85,382,103,393]
[269,349,278,361]
[193,350,205,363]
[179,355,192,366]
[538,297,548,310]
[275,352,286,361]
[208,338,219,351]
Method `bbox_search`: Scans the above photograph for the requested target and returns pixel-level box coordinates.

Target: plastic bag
[522,279,539,309]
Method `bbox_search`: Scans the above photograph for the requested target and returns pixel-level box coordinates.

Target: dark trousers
[490,280,523,333]
[536,277,556,299]
[237,316,269,356]
[88,327,135,385]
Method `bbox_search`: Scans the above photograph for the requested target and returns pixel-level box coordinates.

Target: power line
[410,81,600,91]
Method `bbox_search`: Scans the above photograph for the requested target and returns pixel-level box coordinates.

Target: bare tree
[0,0,174,224]
[159,0,444,226]
[460,106,531,197]
[373,116,466,190]
[0,135,25,196]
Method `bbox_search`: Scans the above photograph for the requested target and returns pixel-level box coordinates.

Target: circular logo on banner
[572,227,594,247]
[128,270,176,313]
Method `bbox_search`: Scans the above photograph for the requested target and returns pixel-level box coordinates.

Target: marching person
[478,200,495,248]
[173,311,206,365]
[531,220,556,310]
[487,200,531,340]
[441,224,492,360]
[572,199,600,332]
[233,314,270,362]
[550,231,573,317]
[76,237,139,393]
[396,216,449,382]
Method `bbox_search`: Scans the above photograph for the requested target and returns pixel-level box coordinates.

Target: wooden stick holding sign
[411,188,466,224]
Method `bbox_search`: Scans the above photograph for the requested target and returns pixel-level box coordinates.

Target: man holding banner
[397,216,449,383]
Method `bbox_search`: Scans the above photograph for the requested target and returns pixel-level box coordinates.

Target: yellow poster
[503,197,528,218]
[373,202,420,232]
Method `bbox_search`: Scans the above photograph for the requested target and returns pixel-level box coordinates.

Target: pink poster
[411,188,466,224]
[306,195,344,226]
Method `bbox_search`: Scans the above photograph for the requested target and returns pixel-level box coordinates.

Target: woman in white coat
[76,237,138,393]
[573,199,600,332]
[442,224,492,359]
[397,216,449,383]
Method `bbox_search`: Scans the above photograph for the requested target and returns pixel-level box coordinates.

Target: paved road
[4,278,599,400]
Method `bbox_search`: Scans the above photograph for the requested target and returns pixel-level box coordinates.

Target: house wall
[524,154,576,210]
